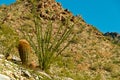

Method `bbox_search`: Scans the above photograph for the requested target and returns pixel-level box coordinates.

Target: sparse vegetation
[0,24,18,56]
[20,0,74,70]
[0,0,120,80]
[22,19,74,70]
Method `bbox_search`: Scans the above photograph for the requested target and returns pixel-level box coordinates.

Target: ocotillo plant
[22,20,74,70]
[21,0,75,70]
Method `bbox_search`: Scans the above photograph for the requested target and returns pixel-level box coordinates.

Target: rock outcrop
[104,32,120,45]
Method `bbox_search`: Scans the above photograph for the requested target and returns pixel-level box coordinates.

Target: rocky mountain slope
[0,0,120,80]
[104,32,120,46]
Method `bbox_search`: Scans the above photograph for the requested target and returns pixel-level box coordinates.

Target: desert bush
[21,19,74,70]
[20,0,74,70]
[0,24,18,56]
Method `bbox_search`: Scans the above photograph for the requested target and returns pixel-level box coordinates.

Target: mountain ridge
[0,0,120,79]
[104,32,120,46]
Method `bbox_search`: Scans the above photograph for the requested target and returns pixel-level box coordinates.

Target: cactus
[18,39,37,67]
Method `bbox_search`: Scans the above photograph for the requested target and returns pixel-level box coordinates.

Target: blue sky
[56,0,120,33]
[0,0,120,33]
[0,0,16,5]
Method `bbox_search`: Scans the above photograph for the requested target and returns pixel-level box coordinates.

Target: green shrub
[22,19,74,70]
[0,24,18,56]
[20,0,74,71]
